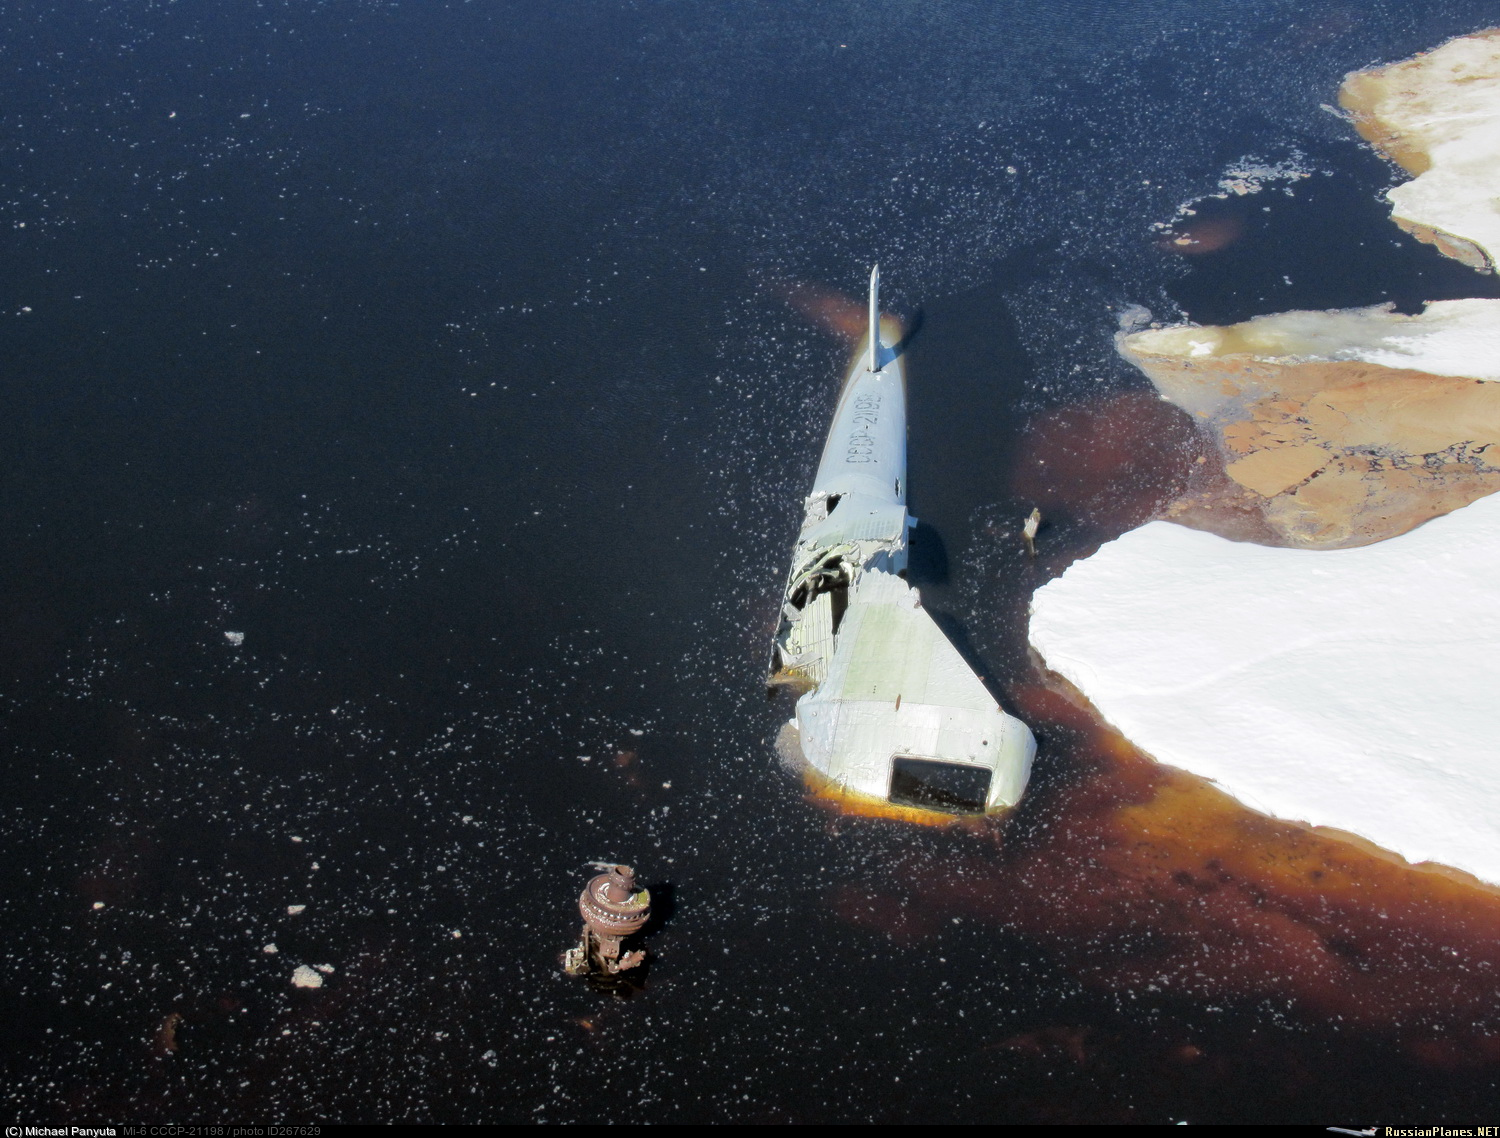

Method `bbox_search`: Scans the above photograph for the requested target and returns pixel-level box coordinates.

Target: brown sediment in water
[1125,347,1500,548]
[772,279,908,349]
[1155,211,1245,256]
[830,674,1500,1053]
[1118,30,1500,548]
[772,279,868,343]
[1012,391,1206,530]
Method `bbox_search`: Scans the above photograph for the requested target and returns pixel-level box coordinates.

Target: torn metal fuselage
[769,266,1035,817]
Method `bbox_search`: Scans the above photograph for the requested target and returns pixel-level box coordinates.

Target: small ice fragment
[452,929,462,938]
[662,781,672,789]
[287,904,306,915]
[224,631,245,646]
[628,729,645,736]
[461,815,474,823]
[289,836,303,843]
[263,944,278,954]
[310,862,320,870]
[313,963,334,974]
[290,965,323,989]
[481,1049,499,1067]
[92,901,104,910]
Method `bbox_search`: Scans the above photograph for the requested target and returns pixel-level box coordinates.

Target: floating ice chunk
[91,901,104,910]
[1029,490,1500,886]
[224,631,245,646]
[290,965,323,989]
[1342,28,1500,272]
[286,904,306,915]
[1126,300,1500,393]
[313,963,334,974]
[1116,304,1152,332]
[263,943,278,954]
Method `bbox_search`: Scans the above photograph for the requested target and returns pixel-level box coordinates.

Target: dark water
[4,0,1500,1124]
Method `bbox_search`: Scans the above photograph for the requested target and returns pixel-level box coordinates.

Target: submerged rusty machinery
[562,863,651,978]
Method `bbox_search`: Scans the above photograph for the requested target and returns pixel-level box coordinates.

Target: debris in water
[154,1012,182,1056]
[768,265,1034,818]
[1022,508,1042,557]
[562,864,651,978]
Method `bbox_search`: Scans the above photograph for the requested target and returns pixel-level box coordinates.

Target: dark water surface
[4,0,1500,1124]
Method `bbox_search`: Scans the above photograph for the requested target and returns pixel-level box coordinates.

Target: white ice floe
[1029,491,1500,885]
[290,965,323,989]
[1123,299,1500,398]
[224,630,245,646]
[286,904,306,915]
[1344,29,1500,272]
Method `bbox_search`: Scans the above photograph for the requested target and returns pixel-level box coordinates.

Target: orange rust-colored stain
[1156,212,1245,255]
[829,674,1500,1057]
[772,278,908,348]
[153,1011,182,1056]
[801,765,996,830]
[987,1025,1094,1064]
[772,280,869,344]
[1012,393,1205,529]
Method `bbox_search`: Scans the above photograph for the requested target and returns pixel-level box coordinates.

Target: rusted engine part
[562,864,651,977]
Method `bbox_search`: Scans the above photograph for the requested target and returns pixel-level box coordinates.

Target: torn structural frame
[769,266,1035,816]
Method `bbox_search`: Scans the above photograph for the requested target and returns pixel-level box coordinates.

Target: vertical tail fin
[867,263,882,373]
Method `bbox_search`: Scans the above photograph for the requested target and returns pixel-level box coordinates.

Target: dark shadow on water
[893,305,925,357]
[644,878,676,932]
[906,519,949,587]
[582,956,650,999]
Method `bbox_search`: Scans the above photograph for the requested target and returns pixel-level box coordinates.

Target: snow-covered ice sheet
[1342,27,1500,273]
[1029,493,1500,885]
